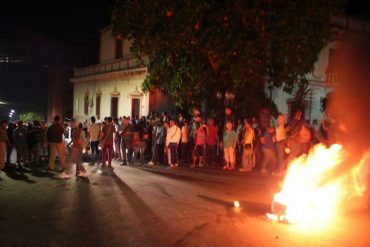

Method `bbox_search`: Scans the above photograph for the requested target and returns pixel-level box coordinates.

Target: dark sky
[0,1,369,119]
[0,2,114,119]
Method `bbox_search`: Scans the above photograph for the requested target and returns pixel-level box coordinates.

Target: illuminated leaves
[112,0,341,116]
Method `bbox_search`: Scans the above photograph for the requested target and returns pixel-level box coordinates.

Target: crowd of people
[0,108,338,179]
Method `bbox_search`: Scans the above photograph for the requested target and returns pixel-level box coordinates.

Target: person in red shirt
[205,118,218,166]
[100,117,116,169]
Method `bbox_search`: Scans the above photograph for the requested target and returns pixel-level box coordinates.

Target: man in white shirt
[166,119,181,168]
[88,116,101,164]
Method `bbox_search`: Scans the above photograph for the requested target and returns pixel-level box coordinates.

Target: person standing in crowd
[275,114,287,173]
[236,119,244,165]
[29,121,43,164]
[286,109,311,164]
[100,117,115,169]
[192,122,207,168]
[71,122,88,177]
[87,116,101,165]
[46,115,68,178]
[113,118,122,160]
[14,121,28,168]
[260,125,278,174]
[6,122,14,166]
[239,120,255,172]
[148,120,166,166]
[166,119,181,168]
[0,120,9,171]
[132,118,147,165]
[120,117,133,166]
[310,119,320,146]
[180,120,189,165]
[222,121,237,171]
[205,118,218,166]
[40,120,48,161]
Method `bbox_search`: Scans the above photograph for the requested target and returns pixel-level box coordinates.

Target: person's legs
[0,142,6,170]
[106,142,113,167]
[169,143,178,166]
[223,148,230,169]
[101,144,108,167]
[6,144,12,165]
[48,143,57,170]
[229,147,236,170]
[35,142,41,163]
[121,141,128,164]
[56,143,66,170]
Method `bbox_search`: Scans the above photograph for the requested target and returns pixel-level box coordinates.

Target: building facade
[269,16,370,123]
[71,26,172,123]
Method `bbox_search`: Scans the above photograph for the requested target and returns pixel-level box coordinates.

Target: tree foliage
[19,112,44,123]
[111,0,343,117]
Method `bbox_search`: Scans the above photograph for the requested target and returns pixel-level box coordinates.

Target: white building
[72,17,369,124]
[71,26,172,123]
[269,16,370,123]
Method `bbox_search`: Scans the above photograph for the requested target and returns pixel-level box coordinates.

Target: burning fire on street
[267,143,369,226]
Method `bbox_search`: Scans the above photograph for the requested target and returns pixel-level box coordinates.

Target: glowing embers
[267,144,368,225]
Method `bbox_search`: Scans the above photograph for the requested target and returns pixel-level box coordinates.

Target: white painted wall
[100,28,116,63]
[73,74,149,123]
[99,27,133,63]
[269,42,336,124]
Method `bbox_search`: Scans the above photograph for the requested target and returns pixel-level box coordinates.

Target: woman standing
[71,122,88,177]
[239,121,255,172]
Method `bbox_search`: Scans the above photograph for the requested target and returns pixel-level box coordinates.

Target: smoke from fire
[324,35,370,199]
[328,36,370,159]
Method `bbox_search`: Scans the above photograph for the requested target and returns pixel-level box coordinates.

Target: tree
[19,111,44,123]
[111,0,343,118]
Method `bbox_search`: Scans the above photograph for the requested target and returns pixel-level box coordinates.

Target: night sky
[0,0,369,120]
[0,2,114,119]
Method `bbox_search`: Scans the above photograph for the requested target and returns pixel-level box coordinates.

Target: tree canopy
[111,0,343,118]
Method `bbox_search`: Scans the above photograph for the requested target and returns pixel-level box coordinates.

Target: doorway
[131,98,140,118]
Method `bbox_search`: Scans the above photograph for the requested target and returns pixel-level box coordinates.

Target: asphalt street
[0,159,369,247]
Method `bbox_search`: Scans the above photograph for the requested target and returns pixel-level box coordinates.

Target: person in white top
[87,116,101,164]
[239,120,255,172]
[275,113,287,172]
[180,120,189,163]
[166,119,181,168]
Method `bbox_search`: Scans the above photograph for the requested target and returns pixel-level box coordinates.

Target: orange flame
[270,144,368,225]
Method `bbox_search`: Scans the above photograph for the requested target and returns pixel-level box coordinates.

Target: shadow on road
[138,166,223,184]
[110,171,172,245]
[197,194,271,217]
[3,166,37,184]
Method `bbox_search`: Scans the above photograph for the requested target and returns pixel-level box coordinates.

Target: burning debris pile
[267,144,369,224]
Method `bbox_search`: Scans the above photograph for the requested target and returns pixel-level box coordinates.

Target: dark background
[0,0,369,120]
[0,1,114,119]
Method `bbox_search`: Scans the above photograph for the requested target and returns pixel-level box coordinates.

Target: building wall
[73,74,150,123]
[269,42,337,124]
[99,27,132,63]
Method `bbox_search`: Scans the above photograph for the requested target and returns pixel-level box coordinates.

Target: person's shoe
[222,166,229,170]
[169,164,175,168]
[147,161,155,166]
[120,162,127,166]
[47,167,55,172]
[59,172,70,179]
[190,164,196,168]
[78,172,88,178]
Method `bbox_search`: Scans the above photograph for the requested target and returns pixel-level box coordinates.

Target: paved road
[0,160,369,247]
